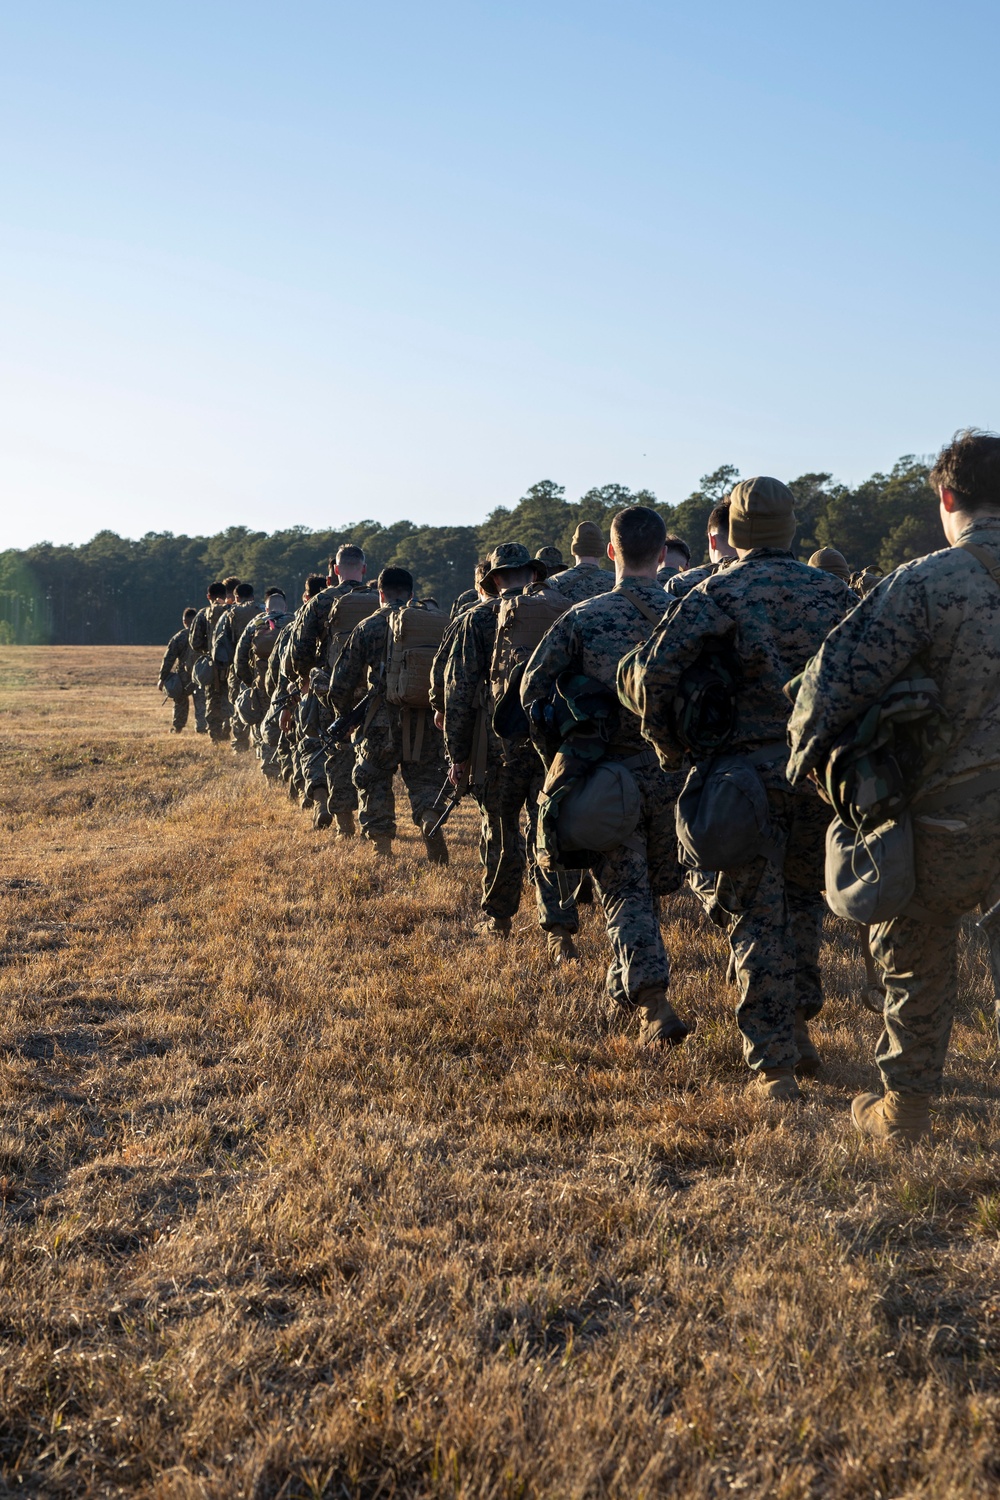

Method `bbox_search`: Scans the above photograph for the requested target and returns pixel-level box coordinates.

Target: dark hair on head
[235,582,255,600]
[223,576,240,592]
[611,506,668,567]
[264,587,285,600]
[707,500,731,538]
[305,574,327,597]
[336,544,366,567]
[183,607,197,624]
[377,566,413,600]
[664,533,691,564]
[474,558,490,586]
[930,429,1000,515]
[208,581,227,600]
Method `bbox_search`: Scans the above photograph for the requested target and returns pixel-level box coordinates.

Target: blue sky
[0,0,997,549]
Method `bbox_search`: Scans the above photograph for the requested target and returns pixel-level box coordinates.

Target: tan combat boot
[335,811,355,839]
[370,834,394,858]
[546,927,579,965]
[635,986,690,1048]
[752,1067,803,1103]
[422,828,449,866]
[851,1090,932,1143]
[312,794,332,831]
[794,1009,821,1078]
[474,915,511,939]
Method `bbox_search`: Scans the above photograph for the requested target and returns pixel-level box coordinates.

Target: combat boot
[312,795,332,831]
[335,811,355,839]
[635,985,689,1048]
[369,834,394,858]
[474,915,511,939]
[851,1090,932,1144]
[423,829,449,865]
[794,1009,821,1078]
[546,927,578,965]
[301,787,316,811]
[752,1067,802,1103]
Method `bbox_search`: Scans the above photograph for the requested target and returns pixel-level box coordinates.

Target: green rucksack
[668,639,742,758]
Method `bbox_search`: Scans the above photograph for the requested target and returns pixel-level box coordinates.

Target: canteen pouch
[675,746,784,871]
[162,672,185,702]
[557,760,642,856]
[234,684,266,729]
[192,655,214,689]
[824,814,915,925]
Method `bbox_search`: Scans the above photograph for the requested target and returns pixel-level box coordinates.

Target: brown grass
[1,645,1000,1499]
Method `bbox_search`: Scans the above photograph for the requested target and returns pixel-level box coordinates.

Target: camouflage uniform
[450,587,480,620]
[788,517,1000,1095]
[189,601,231,742]
[289,581,368,815]
[233,610,295,767]
[260,616,301,781]
[551,563,615,605]
[521,578,679,1006]
[620,549,853,1070]
[442,591,577,931]
[158,627,206,733]
[213,601,263,751]
[330,607,447,840]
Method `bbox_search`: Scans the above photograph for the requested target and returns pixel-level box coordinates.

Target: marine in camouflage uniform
[158,609,206,734]
[213,590,263,753]
[442,543,578,943]
[188,586,232,742]
[232,592,295,770]
[330,570,448,860]
[550,521,615,604]
[521,528,689,1041]
[788,432,1000,1139]
[289,554,369,830]
[620,478,853,1097]
[261,576,329,790]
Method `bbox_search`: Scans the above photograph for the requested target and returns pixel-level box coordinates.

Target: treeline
[0,458,941,646]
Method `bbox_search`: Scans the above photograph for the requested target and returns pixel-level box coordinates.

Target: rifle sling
[615,583,666,628]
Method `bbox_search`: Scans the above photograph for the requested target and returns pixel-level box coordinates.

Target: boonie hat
[482,542,547,597]
[535,546,566,576]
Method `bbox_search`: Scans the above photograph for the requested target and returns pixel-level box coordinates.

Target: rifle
[321,685,381,752]
[425,764,469,838]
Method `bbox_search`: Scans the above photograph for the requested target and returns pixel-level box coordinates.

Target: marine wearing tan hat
[551,520,614,604]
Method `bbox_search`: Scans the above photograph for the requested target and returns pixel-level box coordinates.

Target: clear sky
[1,0,997,549]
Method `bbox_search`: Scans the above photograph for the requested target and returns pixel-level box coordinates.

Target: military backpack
[384,601,448,709]
[489,585,569,753]
[325,589,380,670]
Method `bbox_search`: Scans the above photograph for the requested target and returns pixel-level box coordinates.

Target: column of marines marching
[159,429,1000,1146]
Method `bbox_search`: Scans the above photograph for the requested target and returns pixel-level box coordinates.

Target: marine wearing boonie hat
[535,546,566,577]
[481,542,548,597]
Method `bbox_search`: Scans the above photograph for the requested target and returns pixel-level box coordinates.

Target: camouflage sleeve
[442,610,491,764]
[617,592,735,764]
[787,573,931,785]
[210,612,231,665]
[158,633,181,683]
[330,615,385,714]
[430,616,464,716]
[189,610,208,654]
[233,621,256,687]
[520,612,579,708]
[288,593,329,680]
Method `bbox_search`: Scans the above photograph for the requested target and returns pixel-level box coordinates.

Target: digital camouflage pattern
[449,587,480,620]
[213,601,262,751]
[330,607,447,841]
[521,578,680,1002]
[441,591,577,930]
[189,600,230,742]
[550,563,615,606]
[663,556,736,601]
[620,549,853,1070]
[289,581,369,801]
[788,517,1000,1093]
[159,626,206,733]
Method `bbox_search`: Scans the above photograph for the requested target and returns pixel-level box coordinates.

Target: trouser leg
[298,695,329,794]
[871,915,958,1095]
[481,758,525,921]
[206,669,229,741]
[325,737,358,816]
[171,694,189,731]
[399,721,448,829]
[507,747,578,933]
[192,686,207,731]
[594,843,669,1007]
[353,727,398,839]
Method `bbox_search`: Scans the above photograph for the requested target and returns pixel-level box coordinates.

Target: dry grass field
[2,646,1000,1499]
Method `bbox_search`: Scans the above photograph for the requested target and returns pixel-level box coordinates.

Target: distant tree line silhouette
[0,458,941,645]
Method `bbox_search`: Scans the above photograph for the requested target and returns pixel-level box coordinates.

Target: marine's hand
[448,760,467,787]
[279,707,293,734]
[433,711,444,729]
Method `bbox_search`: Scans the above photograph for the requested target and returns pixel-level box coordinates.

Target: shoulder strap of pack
[615,583,665,628]
[957,539,1000,590]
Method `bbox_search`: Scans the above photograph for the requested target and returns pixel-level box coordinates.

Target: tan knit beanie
[571,520,605,555]
[728,476,796,550]
[808,547,851,581]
